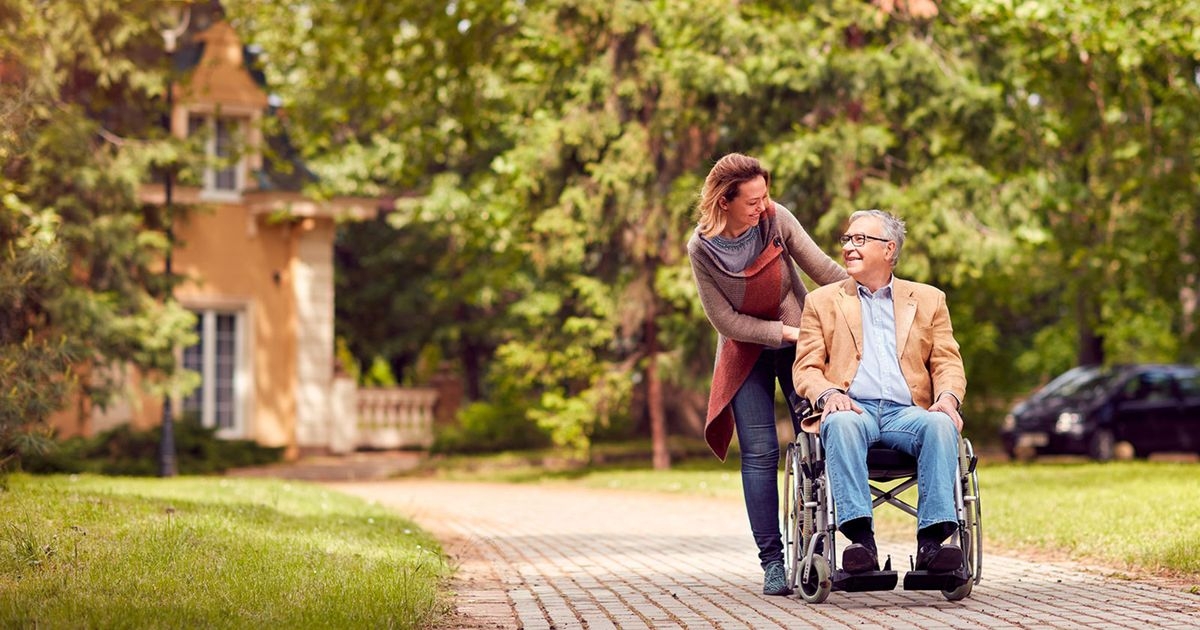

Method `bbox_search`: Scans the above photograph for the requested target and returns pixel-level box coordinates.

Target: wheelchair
[781,397,982,603]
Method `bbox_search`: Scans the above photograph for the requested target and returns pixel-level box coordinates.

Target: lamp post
[157,3,191,478]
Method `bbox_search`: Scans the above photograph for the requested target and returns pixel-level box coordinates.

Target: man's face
[841,216,895,280]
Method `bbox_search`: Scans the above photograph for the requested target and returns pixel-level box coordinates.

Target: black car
[1001,364,1200,461]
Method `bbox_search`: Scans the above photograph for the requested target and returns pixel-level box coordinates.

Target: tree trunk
[1076,291,1104,366]
[645,289,670,470]
[1180,223,1197,354]
[1182,276,1198,355]
[461,343,483,401]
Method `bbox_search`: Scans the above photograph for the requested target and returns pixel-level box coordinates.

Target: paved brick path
[330,480,1200,629]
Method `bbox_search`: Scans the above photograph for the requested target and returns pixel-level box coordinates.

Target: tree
[966,0,1200,373]
[226,0,1023,456]
[226,0,531,403]
[226,0,1200,458]
[0,0,196,469]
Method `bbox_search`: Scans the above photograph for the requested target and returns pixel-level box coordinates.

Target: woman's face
[720,176,769,236]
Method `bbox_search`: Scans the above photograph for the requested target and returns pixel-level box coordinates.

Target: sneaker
[841,543,879,574]
[914,543,963,572]
[762,560,792,596]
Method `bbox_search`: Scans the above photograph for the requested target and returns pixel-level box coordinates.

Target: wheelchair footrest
[831,570,899,592]
[902,567,970,591]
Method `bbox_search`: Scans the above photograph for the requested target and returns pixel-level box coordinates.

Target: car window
[1178,373,1200,397]
[1054,368,1117,398]
[1128,372,1175,402]
[1035,366,1096,398]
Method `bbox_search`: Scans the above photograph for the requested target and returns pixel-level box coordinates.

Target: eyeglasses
[839,233,891,247]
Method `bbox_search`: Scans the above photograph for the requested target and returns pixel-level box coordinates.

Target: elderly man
[792,209,967,575]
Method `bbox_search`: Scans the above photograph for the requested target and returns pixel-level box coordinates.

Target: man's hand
[782,324,799,343]
[821,392,864,420]
[929,395,963,432]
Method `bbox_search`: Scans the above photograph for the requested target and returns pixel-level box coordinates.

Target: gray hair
[849,209,906,267]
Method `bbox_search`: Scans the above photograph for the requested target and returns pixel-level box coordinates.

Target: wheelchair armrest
[786,391,815,420]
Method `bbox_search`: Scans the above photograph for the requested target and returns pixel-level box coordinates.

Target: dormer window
[188,112,247,198]
[168,19,268,200]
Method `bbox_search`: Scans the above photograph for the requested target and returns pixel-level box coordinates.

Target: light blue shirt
[847,279,914,406]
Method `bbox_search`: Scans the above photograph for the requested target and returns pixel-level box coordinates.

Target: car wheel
[1113,440,1136,461]
[1012,444,1037,462]
[1089,428,1115,461]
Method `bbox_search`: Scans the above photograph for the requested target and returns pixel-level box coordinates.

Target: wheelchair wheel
[943,439,983,601]
[782,442,801,590]
[798,433,817,548]
[797,555,832,604]
[792,435,830,603]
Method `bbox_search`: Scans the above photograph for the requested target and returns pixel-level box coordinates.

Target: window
[1176,373,1200,397]
[181,309,246,437]
[188,113,246,197]
[1128,372,1174,402]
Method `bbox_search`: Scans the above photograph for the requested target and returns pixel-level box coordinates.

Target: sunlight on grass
[0,474,450,629]
[979,461,1200,573]
[578,461,745,499]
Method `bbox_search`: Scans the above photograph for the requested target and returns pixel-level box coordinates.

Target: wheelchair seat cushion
[866,448,918,480]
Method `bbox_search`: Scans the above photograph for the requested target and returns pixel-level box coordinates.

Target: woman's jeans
[820,399,960,531]
[730,345,801,569]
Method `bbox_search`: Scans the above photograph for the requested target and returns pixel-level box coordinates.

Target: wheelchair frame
[781,407,983,603]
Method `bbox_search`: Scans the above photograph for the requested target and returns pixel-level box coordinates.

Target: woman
[687,153,847,595]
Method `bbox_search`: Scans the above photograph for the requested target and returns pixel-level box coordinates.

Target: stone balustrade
[354,387,438,450]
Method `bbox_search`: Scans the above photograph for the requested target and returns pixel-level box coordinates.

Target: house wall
[170,202,299,454]
[293,218,337,454]
[45,373,98,439]
[45,203,344,460]
[42,202,298,452]
[43,17,365,459]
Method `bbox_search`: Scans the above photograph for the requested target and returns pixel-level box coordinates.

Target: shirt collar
[856,276,895,300]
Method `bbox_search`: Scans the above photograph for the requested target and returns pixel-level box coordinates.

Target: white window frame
[180,303,253,440]
[192,113,245,201]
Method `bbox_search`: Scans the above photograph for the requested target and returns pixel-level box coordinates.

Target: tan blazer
[792,277,967,433]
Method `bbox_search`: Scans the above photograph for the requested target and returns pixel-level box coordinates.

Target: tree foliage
[968,0,1200,371]
[221,0,1200,456]
[1,0,196,469]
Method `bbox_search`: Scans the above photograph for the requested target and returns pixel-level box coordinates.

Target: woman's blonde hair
[697,153,771,239]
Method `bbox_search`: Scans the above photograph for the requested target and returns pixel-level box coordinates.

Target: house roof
[177,20,268,110]
[171,1,340,199]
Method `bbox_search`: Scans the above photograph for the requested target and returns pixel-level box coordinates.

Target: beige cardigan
[792,277,968,433]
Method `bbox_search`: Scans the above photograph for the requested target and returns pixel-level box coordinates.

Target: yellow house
[52,11,388,459]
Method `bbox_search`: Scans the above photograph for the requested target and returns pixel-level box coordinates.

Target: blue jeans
[820,399,960,531]
[730,346,801,569]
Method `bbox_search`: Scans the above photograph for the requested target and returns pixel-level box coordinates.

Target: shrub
[432,396,551,454]
[19,421,283,476]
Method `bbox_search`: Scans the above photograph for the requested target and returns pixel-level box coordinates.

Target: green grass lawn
[424,451,1200,584]
[972,460,1200,577]
[0,474,449,629]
